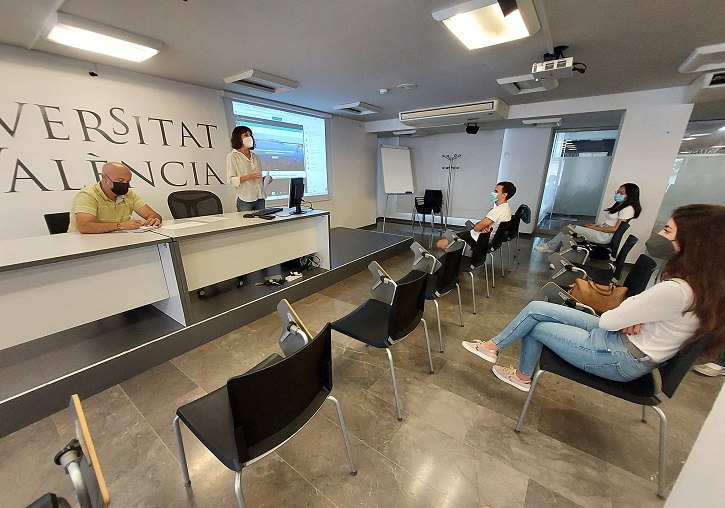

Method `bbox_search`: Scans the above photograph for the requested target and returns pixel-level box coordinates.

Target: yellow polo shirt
[68,182,147,232]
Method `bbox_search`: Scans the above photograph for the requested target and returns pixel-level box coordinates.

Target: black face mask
[109,180,130,196]
[645,233,677,260]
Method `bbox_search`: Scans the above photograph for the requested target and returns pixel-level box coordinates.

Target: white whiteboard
[380,145,414,194]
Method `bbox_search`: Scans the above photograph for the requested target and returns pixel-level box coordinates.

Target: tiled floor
[3,228,722,507]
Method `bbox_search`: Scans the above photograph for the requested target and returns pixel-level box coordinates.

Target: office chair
[173,322,357,508]
[331,265,432,421]
[458,230,492,313]
[44,212,71,235]
[514,334,711,499]
[167,190,223,219]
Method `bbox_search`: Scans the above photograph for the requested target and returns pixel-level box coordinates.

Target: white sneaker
[693,363,725,377]
[549,263,556,270]
[534,244,555,253]
[492,365,531,392]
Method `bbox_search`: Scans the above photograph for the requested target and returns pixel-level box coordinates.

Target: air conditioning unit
[685,71,725,103]
[399,99,509,127]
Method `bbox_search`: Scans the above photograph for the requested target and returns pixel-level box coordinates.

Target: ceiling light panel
[43,12,162,62]
[432,0,540,50]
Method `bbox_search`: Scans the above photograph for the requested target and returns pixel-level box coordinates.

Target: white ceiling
[1,0,724,130]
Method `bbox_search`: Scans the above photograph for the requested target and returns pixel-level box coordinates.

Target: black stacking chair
[568,221,630,264]
[514,334,711,500]
[167,190,223,219]
[501,213,522,270]
[487,220,512,283]
[426,241,466,351]
[620,254,658,297]
[331,270,432,421]
[173,323,356,508]
[543,254,657,315]
[44,212,70,234]
[414,189,444,230]
[562,235,638,285]
[460,231,492,313]
[549,235,639,286]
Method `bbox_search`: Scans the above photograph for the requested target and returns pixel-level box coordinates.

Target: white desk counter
[0,232,178,350]
[153,209,331,292]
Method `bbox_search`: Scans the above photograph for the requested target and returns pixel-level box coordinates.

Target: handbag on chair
[568,278,628,314]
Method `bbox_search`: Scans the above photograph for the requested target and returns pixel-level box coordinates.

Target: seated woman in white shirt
[461,203,724,392]
[535,183,642,253]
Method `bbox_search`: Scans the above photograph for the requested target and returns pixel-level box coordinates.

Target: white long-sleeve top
[226,150,265,202]
[598,278,699,363]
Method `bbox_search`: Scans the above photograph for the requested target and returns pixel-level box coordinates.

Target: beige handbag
[568,278,628,314]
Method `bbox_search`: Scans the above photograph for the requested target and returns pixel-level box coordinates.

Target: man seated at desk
[68,162,163,233]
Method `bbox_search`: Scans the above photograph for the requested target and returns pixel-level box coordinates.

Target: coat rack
[441,154,461,228]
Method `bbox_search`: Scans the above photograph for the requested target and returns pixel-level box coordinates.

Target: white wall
[0,44,377,239]
[603,103,694,261]
[497,127,552,234]
[326,116,378,228]
[378,130,505,224]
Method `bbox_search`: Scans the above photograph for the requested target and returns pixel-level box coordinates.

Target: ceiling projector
[531,57,575,80]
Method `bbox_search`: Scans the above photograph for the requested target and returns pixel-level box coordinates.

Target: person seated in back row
[535,183,641,254]
[68,162,163,233]
[436,181,516,251]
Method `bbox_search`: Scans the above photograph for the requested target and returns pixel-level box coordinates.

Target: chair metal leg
[484,261,490,298]
[428,214,434,250]
[506,243,512,273]
[172,416,191,485]
[641,405,648,423]
[386,349,403,421]
[234,471,245,508]
[651,405,668,500]
[516,236,520,264]
[514,369,544,433]
[489,253,496,288]
[467,271,476,314]
[421,317,434,373]
[500,248,505,277]
[326,395,358,476]
[433,300,443,353]
[456,283,464,327]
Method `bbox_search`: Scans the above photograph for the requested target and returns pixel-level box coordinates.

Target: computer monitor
[288,177,306,215]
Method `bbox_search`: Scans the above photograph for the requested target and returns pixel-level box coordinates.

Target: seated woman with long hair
[535,183,642,254]
[463,204,724,391]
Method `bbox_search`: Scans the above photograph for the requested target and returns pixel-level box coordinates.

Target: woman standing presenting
[227,126,269,212]
[463,204,724,392]
[536,183,642,253]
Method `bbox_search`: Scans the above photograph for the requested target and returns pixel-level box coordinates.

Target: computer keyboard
[248,207,283,217]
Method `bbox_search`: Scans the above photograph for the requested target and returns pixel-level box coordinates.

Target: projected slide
[228,101,329,200]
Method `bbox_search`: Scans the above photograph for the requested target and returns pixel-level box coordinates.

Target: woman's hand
[621,323,642,335]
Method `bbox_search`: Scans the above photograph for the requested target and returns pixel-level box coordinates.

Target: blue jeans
[237,198,265,212]
[491,301,653,381]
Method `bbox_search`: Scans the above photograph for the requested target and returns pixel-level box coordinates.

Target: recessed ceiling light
[712,145,725,148]
[690,133,711,137]
[432,0,540,50]
[682,137,696,141]
[397,83,417,90]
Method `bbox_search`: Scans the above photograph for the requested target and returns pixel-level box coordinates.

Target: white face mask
[242,136,254,149]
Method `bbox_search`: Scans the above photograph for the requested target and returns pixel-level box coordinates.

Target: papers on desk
[159,222,205,230]
[194,216,229,223]
[115,225,159,233]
